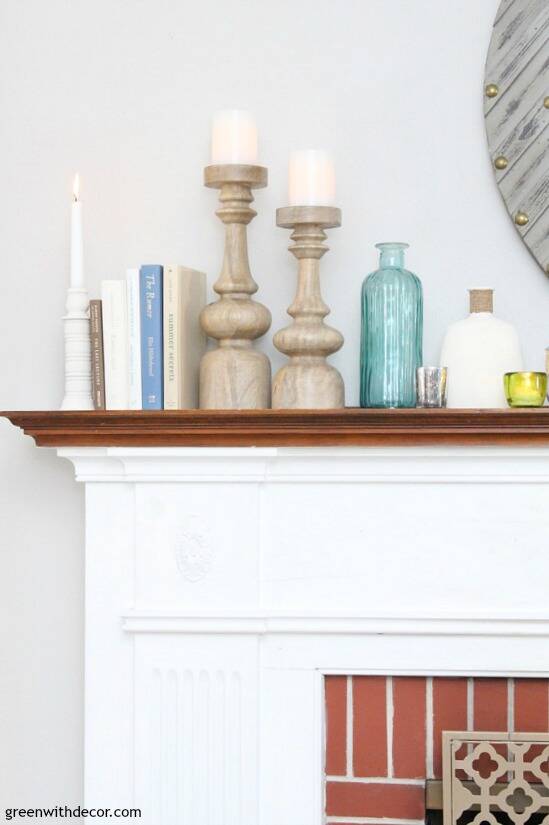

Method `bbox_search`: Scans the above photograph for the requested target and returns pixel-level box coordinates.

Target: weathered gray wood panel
[485,0,549,274]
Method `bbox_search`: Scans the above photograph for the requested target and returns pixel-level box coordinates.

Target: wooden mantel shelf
[3,408,549,447]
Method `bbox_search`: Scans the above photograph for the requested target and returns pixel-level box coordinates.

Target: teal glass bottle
[360,243,423,408]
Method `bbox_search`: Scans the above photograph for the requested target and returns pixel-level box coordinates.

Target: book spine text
[163,265,206,409]
[163,266,178,409]
[89,300,106,410]
[139,265,163,409]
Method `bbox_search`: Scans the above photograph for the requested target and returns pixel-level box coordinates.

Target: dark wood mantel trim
[3,408,549,447]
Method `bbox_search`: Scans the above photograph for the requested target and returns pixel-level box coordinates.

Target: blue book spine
[139,265,164,409]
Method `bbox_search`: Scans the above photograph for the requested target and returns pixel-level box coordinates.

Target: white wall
[1,0,548,812]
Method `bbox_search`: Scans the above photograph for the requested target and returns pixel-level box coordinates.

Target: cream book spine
[101,280,129,410]
[163,265,206,409]
[126,268,142,410]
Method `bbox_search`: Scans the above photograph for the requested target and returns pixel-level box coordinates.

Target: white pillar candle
[288,150,336,206]
[211,110,258,165]
[70,173,84,289]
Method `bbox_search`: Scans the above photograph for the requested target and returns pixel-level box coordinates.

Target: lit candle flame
[73,173,80,202]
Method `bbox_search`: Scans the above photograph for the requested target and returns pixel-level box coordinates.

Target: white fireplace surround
[61,445,549,825]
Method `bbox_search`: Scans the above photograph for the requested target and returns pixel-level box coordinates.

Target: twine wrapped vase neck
[469,288,493,314]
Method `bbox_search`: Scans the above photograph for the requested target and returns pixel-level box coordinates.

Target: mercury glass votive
[416,366,448,408]
[504,372,547,408]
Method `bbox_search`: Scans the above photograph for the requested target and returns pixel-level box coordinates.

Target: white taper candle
[70,173,84,288]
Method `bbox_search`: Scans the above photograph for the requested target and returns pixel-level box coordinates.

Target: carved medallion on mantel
[175,517,212,583]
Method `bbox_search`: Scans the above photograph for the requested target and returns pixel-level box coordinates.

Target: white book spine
[163,265,206,409]
[101,280,129,410]
[126,268,142,410]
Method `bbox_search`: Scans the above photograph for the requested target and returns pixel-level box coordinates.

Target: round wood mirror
[484,0,549,275]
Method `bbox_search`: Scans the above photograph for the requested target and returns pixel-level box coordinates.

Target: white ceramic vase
[440,288,523,408]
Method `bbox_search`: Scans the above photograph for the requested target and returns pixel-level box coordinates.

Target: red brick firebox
[325,676,549,823]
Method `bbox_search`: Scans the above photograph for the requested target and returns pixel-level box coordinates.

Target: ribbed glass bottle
[360,243,423,408]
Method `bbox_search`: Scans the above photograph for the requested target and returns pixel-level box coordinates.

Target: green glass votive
[504,372,547,407]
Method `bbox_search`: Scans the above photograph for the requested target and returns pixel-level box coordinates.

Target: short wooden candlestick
[199,164,272,409]
[273,205,344,409]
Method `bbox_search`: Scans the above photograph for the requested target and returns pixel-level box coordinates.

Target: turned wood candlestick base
[273,205,344,409]
[199,164,272,409]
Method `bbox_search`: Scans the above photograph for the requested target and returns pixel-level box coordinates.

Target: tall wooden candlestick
[199,164,271,409]
[273,205,344,409]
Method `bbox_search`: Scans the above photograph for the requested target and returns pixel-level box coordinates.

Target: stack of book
[90,265,206,410]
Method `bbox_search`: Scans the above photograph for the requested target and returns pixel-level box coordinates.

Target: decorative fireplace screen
[442,731,549,825]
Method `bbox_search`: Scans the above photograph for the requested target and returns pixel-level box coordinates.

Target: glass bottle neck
[380,249,404,268]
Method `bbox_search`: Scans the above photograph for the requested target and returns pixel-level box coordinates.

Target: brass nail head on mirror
[544,96,549,109]
[485,83,499,98]
[494,156,508,170]
[515,212,529,227]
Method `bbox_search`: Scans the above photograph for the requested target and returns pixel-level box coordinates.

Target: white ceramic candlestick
[61,177,93,410]
[273,205,344,409]
[61,288,94,410]
[199,164,272,409]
